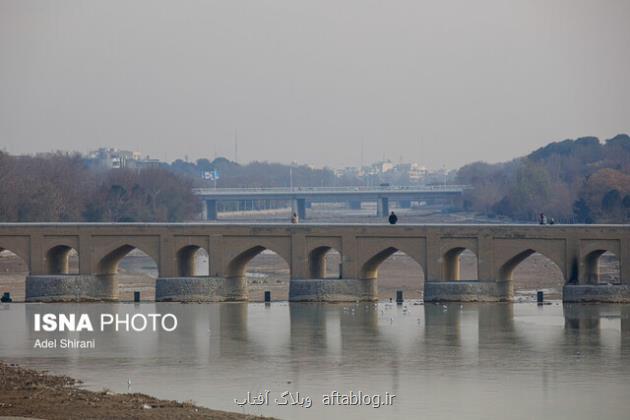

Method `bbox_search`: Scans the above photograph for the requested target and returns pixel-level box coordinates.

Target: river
[1,301,629,419]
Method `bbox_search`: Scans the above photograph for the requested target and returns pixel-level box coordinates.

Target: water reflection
[289,303,328,353]
[1,301,629,420]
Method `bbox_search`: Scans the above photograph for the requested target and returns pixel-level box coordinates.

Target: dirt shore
[0,361,270,420]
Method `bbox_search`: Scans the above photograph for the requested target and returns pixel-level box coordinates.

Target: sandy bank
[0,361,272,420]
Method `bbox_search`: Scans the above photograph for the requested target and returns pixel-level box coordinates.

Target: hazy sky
[1,1,629,169]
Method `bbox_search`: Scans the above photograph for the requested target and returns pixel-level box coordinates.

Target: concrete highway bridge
[193,185,468,220]
[1,223,628,303]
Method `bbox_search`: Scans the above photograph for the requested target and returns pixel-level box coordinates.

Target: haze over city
[1,0,629,168]
[2,3,630,420]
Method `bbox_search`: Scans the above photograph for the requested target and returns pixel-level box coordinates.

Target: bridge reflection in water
[2,302,630,419]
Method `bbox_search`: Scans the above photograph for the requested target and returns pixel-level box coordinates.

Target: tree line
[0,152,199,222]
[456,134,630,223]
[170,157,357,188]
[0,152,364,222]
[1,133,629,223]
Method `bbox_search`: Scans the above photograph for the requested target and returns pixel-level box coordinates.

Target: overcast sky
[1,0,629,169]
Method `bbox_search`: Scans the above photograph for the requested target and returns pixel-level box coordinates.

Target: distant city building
[377,161,394,173]
[394,162,428,182]
[335,166,364,177]
[333,160,434,185]
[87,148,155,170]
[127,158,162,170]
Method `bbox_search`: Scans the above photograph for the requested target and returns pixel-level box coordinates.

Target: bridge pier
[424,281,512,302]
[289,279,377,302]
[26,274,119,302]
[205,200,218,221]
[562,284,630,303]
[377,197,389,217]
[156,276,247,302]
[451,195,464,210]
[292,198,307,220]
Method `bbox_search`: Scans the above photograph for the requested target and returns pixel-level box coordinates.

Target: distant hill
[457,134,630,223]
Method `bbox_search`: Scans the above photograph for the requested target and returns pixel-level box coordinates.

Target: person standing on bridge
[388,211,398,225]
[291,212,299,224]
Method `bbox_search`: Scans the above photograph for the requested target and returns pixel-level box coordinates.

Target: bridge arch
[0,247,29,301]
[359,246,425,281]
[176,245,209,277]
[498,248,565,283]
[357,237,425,281]
[307,246,342,279]
[44,244,79,274]
[442,247,478,281]
[96,244,159,275]
[583,249,620,284]
[91,235,160,275]
[226,245,290,280]
[0,238,30,268]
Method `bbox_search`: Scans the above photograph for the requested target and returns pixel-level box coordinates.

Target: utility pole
[361,139,364,168]
[289,167,294,191]
[234,129,238,164]
[361,139,367,187]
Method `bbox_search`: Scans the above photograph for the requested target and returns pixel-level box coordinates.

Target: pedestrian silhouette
[388,211,398,225]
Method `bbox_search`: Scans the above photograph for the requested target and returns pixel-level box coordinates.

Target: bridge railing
[192,185,470,195]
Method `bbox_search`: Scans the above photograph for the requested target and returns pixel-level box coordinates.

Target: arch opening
[45,245,79,275]
[500,249,565,299]
[227,246,290,301]
[308,246,341,279]
[442,247,478,281]
[176,245,209,277]
[585,250,620,285]
[360,247,425,299]
[97,245,159,301]
[0,248,29,302]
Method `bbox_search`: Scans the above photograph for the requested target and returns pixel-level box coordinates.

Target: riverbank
[0,361,271,420]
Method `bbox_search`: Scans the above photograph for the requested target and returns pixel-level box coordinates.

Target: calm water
[1,301,629,419]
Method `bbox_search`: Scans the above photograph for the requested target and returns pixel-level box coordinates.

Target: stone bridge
[0,223,628,303]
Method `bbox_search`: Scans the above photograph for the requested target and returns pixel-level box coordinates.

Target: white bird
[127,378,131,392]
